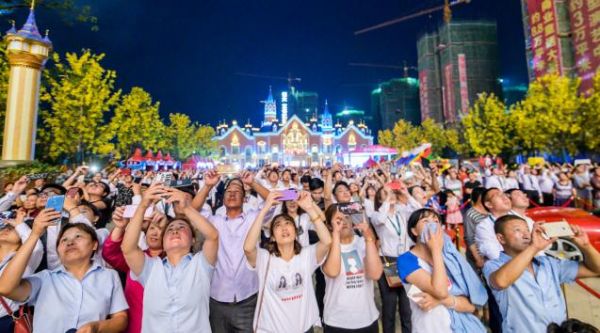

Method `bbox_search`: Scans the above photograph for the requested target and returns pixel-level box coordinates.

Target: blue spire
[321,99,333,130]
[17,8,43,41]
[266,85,274,103]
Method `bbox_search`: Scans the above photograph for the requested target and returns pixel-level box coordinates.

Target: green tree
[510,74,581,155]
[38,50,120,162]
[461,92,513,156]
[377,119,422,152]
[193,124,217,157]
[166,113,196,159]
[580,72,600,152]
[420,118,451,156]
[110,87,168,158]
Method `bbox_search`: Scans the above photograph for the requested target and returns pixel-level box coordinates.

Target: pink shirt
[103,234,160,333]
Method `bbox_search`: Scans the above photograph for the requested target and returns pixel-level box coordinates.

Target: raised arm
[244,191,282,268]
[354,222,383,280]
[165,187,219,266]
[297,191,331,263]
[405,227,449,300]
[0,209,60,302]
[191,170,219,210]
[569,225,600,279]
[322,216,341,278]
[62,166,88,188]
[122,184,164,277]
[488,224,552,290]
[241,170,270,200]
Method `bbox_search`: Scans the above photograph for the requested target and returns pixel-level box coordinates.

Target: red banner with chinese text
[419,70,430,120]
[443,63,455,122]
[568,0,600,95]
[458,54,469,114]
[527,0,564,76]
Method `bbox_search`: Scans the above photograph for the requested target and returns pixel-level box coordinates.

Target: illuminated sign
[419,70,430,120]
[568,0,600,94]
[458,54,469,114]
[281,91,288,123]
[527,0,563,76]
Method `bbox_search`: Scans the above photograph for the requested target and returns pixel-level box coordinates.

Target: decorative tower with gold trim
[2,1,52,161]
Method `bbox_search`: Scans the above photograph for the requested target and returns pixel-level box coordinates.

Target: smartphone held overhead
[541,221,574,239]
[276,189,299,201]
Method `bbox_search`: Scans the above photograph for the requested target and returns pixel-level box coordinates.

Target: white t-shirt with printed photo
[323,236,379,329]
[251,245,323,333]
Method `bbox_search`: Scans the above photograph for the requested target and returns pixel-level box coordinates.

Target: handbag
[253,255,272,333]
[0,297,33,333]
[382,256,403,288]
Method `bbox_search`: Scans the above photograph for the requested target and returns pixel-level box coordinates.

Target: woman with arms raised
[121,184,218,333]
[244,191,332,333]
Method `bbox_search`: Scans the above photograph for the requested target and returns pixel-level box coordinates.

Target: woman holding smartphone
[121,184,219,333]
[0,208,129,333]
[397,208,486,333]
[244,191,331,333]
[0,209,44,331]
[321,204,383,332]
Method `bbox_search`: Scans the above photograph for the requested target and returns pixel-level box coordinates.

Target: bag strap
[0,296,13,316]
[253,255,272,333]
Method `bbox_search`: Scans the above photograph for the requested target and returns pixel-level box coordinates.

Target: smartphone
[419,221,439,243]
[386,181,403,191]
[542,221,574,239]
[338,202,365,224]
[406,285,423,303]
[277,189,299,201]
[133,176,143,184]
[338,202,364,215]
[153,172,173,185]
[170,179,193,188]
[26,173,47,181]
[45,195,65,216]
[122,205,154,218]
[216,164,240,175]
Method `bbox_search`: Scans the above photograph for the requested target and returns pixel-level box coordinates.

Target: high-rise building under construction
[417,21,502,123]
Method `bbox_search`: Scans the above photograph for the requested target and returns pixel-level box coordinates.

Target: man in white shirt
[192,170,270,333]
[518,165,543,205]
[475,188,512,261]
[485,166,507,191]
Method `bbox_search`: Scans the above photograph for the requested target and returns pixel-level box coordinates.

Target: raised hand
[11,176,29,195]
[531,223,555,252]
[141,184,166,206]
[296,191,314,211]
[204,170,220,187]
[163,187,192,209]
[426,223,444,254]
[32,208,62,236]
[112,206,128,229]
[264,190,282,208]
[569,224,591,249]
[240,170,255,185]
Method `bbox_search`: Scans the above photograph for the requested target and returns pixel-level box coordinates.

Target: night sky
[22,0,527,127]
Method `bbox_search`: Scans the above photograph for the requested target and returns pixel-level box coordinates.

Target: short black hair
[300,175,312,184]
[309,178,324,191]
[406,208,441,243]
[470,186,485,204]
[57,222,99,251]
[494,214,526,235]
[504,188,520,197]
[481,187,500,212]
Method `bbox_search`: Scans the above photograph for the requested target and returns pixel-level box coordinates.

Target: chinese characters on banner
[568,0,600,95]
[443,63,455,122]
[458,54,469,114]
[527,0,563,76]
[419,71,430,120]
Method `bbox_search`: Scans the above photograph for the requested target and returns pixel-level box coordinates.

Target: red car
[527,207,600,261]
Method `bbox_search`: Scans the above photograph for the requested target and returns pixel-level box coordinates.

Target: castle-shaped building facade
[214,87,373,167]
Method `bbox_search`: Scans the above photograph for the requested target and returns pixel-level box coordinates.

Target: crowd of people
[0,159,599,333]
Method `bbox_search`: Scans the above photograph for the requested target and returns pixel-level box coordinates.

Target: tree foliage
[110,87,167,158]
[461,93,513,156]
[510,75,582,155]
[0,0,99,31]
[193,124,217,157]
[38,50,120,162]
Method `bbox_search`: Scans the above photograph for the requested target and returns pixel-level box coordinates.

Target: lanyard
[387,213,402,237]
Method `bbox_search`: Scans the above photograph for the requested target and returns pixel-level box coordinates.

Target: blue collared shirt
[132,252,214,333]
[483,252,578,333]
[25,262,128,333]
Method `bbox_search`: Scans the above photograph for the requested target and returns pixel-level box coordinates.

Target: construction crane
[234,72,302,91]
[354,0,471,35]
[349,61,418,78]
